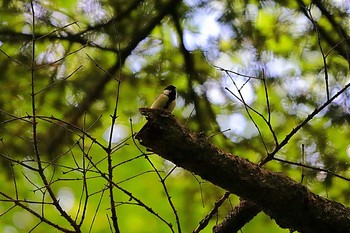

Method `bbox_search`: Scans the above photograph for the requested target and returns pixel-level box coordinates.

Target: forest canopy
[0,0,349,232]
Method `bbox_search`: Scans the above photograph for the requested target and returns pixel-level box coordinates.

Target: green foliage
[0,0,349,232]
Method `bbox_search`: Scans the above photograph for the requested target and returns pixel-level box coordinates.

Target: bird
[137,85,177,137]
[150,85,177,112]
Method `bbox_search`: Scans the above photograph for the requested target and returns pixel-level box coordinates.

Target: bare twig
[29,2,81,231]
[36,21,80,40]
[193,192,230,233]
[224,76,269,153]
[145,155,182,233]
[301,144,305,183]
[85,53,119,81]
[76,115,90,227]
[0,48,31,69]
[214,65,262,80]
[301,3,330,100]
[0,191,75,233]
[79,145,176,232]
[89,188,106,233]
[35,44,87,70]
[273,156,350,182]
[35,65,83,95]
[262,81,350,164]
[220,67,279,149]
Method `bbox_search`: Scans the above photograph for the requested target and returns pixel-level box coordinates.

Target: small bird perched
[137,85,177,136]
[150,85,177,112]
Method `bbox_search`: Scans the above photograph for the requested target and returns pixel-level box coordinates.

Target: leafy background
[0,0,349,232]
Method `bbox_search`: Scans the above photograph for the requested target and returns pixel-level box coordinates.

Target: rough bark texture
[136,108,350,233]
[212,199,260,233]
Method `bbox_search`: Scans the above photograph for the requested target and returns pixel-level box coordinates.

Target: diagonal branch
[136,108,350,233]
[0,192,75,233]
[262,81,350,164]
[212,199,260,233]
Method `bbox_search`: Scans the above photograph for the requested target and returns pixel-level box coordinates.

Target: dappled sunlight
[57,187,75,213]
[102,124,129,144]
[0,0,349,232]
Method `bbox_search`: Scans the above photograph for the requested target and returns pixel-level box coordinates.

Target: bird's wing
[150,94,168,109]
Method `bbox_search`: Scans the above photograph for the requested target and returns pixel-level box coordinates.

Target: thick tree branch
[136,108,350,233]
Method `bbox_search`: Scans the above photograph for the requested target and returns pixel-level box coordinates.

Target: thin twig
[273,156,350,182]
[35,65,83,95]
[305,4,330,100]
[193,192,230,233]
[76,114,90,227]
[35,44,87,70]
[0,192,75,232]
[145,156,182,233]
[36,21,80,40]
[214,65,262,80]
[301,144,305,183]
[262,81,350,164]
[85,53,119,81]
[89,188,106,233]
[261,71,278,146]
[0,48,31,69]
[80,147,175,232]
[224,76,269,153]
[29,2,81,231]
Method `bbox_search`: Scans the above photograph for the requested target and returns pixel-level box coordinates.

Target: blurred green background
[0,0,349,232]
